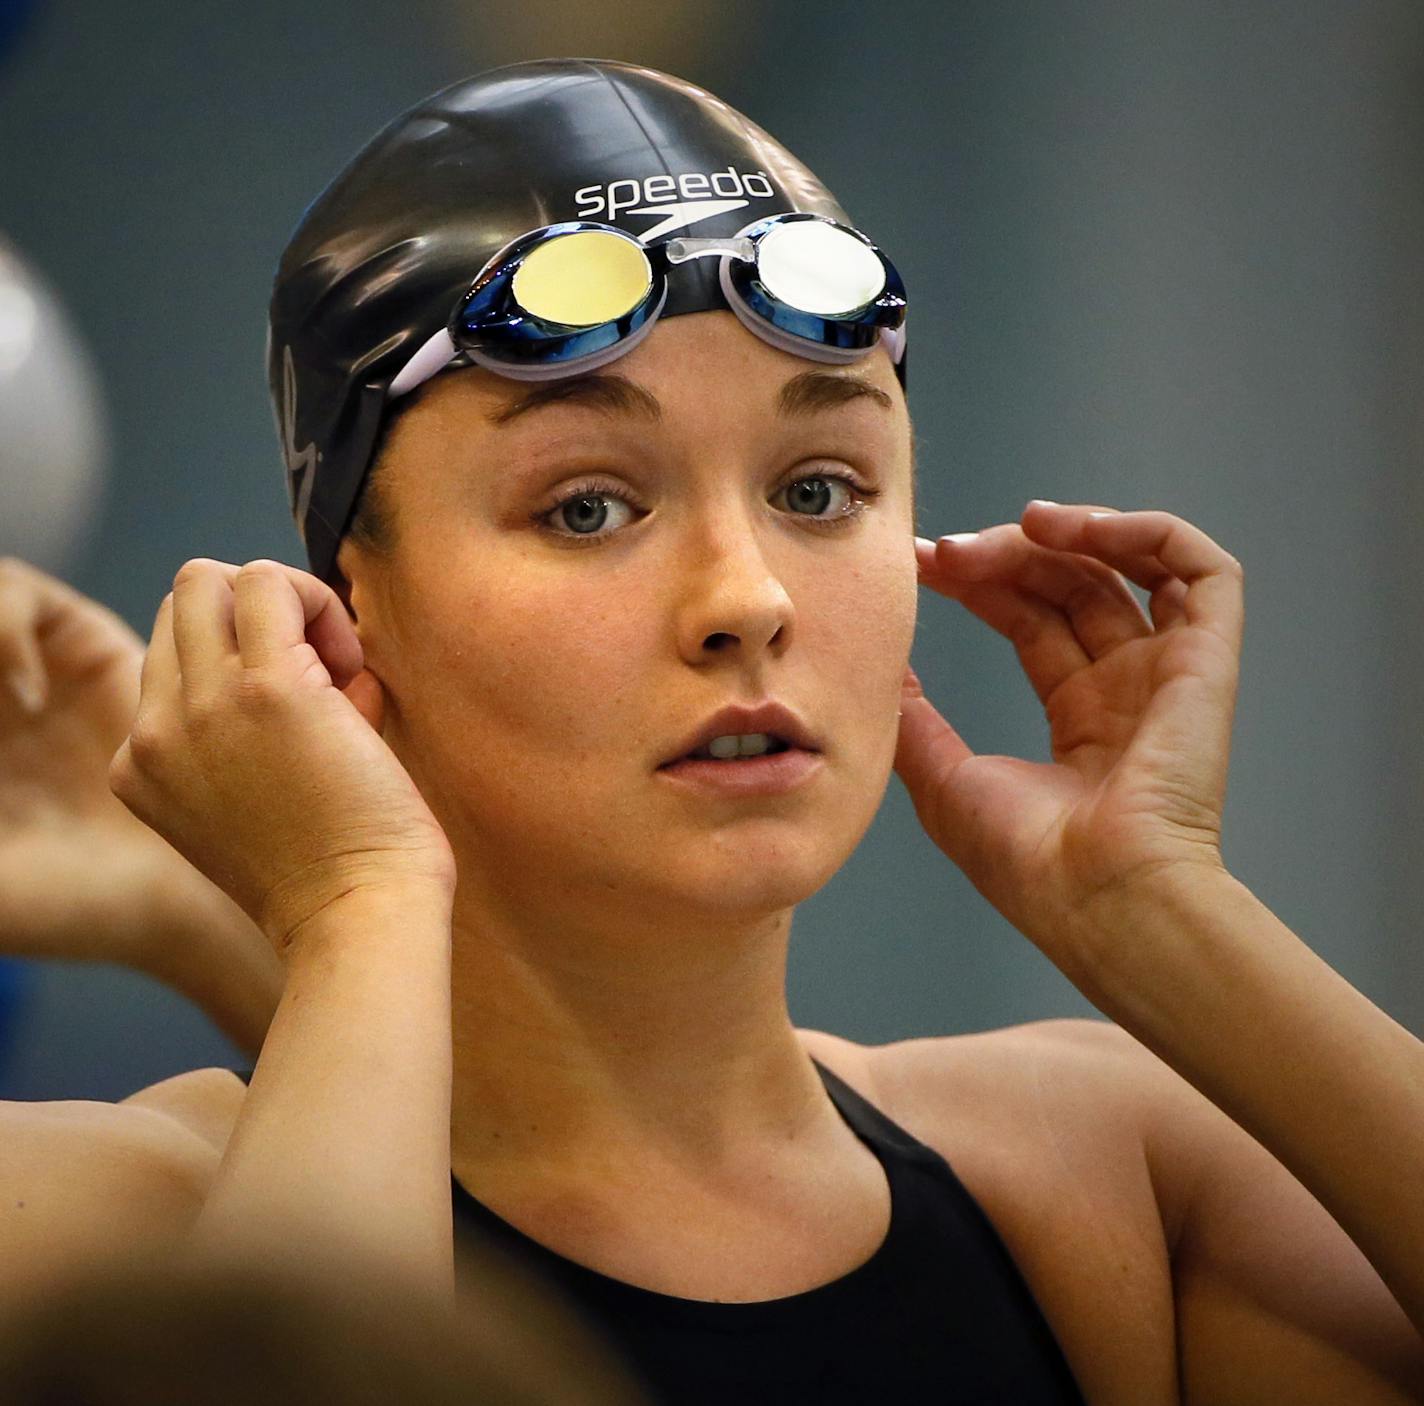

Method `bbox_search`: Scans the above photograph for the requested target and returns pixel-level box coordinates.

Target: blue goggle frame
[388,211,907,396]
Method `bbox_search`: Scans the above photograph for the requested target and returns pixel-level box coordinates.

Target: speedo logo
[573,168,776,241]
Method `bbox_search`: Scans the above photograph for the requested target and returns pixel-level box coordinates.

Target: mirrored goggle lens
[754,220,887,316]
[509,230,653,326]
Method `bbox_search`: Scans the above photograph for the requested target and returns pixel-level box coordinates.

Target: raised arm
[898,501,1424,1397]
[108,559,458,1286]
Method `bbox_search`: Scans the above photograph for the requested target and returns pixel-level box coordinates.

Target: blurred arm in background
[0,557,280,1058]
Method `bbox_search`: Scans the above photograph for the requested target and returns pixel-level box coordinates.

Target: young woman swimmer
[7,60,1424,1405]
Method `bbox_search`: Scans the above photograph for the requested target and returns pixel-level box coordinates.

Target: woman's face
[339,311,918,929]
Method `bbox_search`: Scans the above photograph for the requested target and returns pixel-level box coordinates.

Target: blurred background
[0,0,1420,1099]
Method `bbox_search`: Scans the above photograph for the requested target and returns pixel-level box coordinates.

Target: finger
[133,592,181,729]
[915,553,1092,707]
[341,668,386,734]
[0,558,51,712]
[171,559,240,691]
[921,515,1188,636]
[919,527,1155,658]
[895,665,976,793]
[999,529,1196,636]
[231,560,363,685]
[110,593,175,814]
[1021,503,1242,648]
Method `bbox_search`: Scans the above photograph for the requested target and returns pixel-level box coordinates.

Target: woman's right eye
[537,478,640,544]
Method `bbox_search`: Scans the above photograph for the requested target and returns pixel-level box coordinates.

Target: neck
[447,872,827,1179]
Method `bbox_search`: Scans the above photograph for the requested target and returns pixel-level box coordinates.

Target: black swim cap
[268,58,908,585]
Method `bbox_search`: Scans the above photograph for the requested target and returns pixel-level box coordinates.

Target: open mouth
[661,736,800,767]
[657,707,822,771]
[656,742,822,793]
[685,739,792,762]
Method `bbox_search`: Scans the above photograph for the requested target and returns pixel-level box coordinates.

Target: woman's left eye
[773,474,879,523]
[537,472,880,544]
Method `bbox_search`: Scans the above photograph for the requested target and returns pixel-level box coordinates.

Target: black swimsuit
[449,1059,1082,1401]
[234,1059,1086,1403]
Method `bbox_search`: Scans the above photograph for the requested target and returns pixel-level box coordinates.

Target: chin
[642,834,850,916]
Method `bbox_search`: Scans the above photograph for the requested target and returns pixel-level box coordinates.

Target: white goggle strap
[881,322,907,367]
[389,326,456,398]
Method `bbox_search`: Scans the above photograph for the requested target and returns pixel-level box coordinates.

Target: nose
[674,510,796,663]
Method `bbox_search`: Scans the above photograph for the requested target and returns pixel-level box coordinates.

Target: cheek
[405,570,650,769]
[809,550,916,788]
[383,570,655,870]
[815,550,917,681]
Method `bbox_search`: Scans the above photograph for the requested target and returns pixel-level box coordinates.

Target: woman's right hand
[110,558,456,957]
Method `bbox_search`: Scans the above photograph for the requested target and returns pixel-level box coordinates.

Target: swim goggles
[387,211,907,397]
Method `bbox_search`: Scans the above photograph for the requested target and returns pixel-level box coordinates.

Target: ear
[335,534,386,638]
[331,542,388,732]
[341,666,386,734]
[330,576,357,624]
[330,540,358,619]
[332,534,395,704]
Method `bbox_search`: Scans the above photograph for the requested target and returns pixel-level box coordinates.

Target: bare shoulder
[796,1015,1166,1196]
[0,1067,247,1311]
[798,1019,1186,1403]
[867,1017,1193,1230]
[799,1015,1156,1129]
[119,1065,249,1154]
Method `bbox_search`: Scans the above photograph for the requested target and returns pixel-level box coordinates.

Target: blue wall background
[1,0,1420,1099]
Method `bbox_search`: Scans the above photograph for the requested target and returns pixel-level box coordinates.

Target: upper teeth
[698,733,776,760]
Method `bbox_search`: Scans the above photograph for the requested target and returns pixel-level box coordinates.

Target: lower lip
[656,748,823,796]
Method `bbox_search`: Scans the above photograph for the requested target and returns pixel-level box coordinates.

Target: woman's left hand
[894,499,1244,968]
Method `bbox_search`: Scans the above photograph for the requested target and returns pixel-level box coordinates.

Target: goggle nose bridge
[661,235,758,265]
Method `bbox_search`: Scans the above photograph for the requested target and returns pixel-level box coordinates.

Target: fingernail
[1027,498,1059,509]
[913,536,937,551]
[4,669,45,714]
[942,532,980,544]
[1087,511,1115,519]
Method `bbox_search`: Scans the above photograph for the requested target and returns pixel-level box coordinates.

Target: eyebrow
[484,368,894,428]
